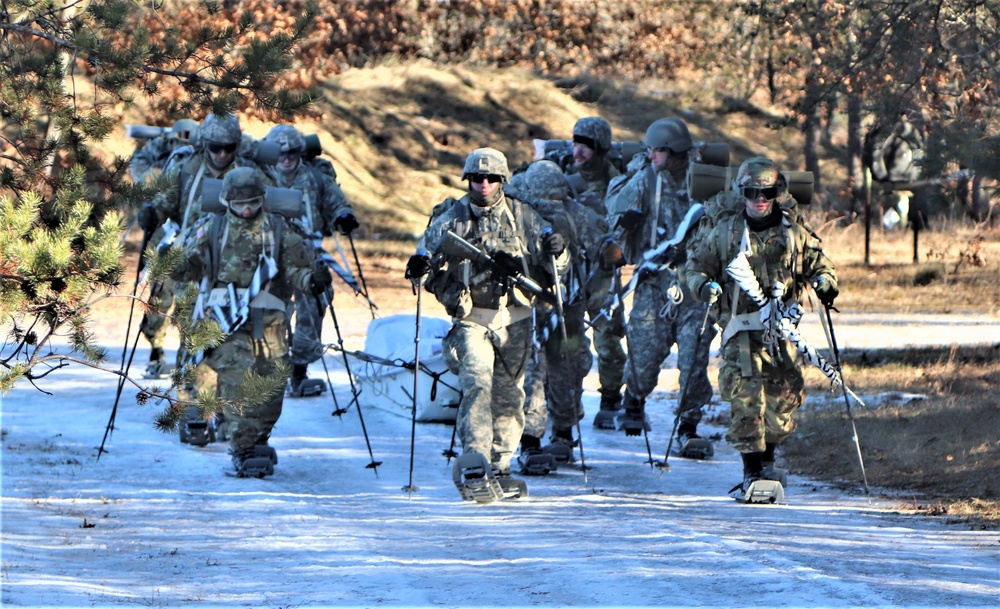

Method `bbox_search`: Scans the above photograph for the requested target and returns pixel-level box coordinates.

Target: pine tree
[0,1,320,435]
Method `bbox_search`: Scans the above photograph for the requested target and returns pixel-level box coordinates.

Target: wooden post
[864,169,872,267]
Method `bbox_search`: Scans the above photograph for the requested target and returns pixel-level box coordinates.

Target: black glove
[137,204,158,233]
[699,281,722,304]
[813,276,839,306]
[492,250,524,277]
[309,265,333,295]
[617,209,644,231]
[405,253,431,280]
[334,213,359,235]
[541,231,565,257]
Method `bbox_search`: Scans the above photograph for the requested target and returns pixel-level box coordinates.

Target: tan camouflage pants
[442,317,533,472]
[717,332,805,453]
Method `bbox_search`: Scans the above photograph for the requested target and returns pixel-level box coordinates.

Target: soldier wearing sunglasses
[685,157,839,497]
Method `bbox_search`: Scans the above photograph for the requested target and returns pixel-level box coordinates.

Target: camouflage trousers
[288,287,325,367]
[623,278,716,425]
[442,316,533,472]
[139,276,178,351]
[523,301,592,439]
[717,331,805,453]
[194,311,290,454]
[586,267,626,401]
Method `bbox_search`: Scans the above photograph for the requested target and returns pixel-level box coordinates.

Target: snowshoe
[592,408,620,430]
[517,447,557,476]
[495,472,528,499]
[616,409,650,437]
[452,453,505,503]
[254,444,278,466]
[729,473,784,504]
[762,463,788,488]
[142,358,171,380]
[288,376,325,398]
[179,406,213,447]
[670,431,715,460]
[541,437,576,464]
[231,448,274,479]
[213,412,229,443]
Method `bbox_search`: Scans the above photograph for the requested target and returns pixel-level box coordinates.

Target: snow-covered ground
[3,319,999,608]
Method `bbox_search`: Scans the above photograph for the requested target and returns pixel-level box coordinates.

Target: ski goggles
[227,195,264,214]
[206,142,239,154]
[740,185,780,201]
[469,173,503,184]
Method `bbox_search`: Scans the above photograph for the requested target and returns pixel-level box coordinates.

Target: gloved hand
[137,204,158,233]
[616,209,644,231]
[405,253,431,280]
[334,213,359,235]
[599,239,625,269]
[492,250,524,277]
[813,276,839,306]
[541,231,565,257]
[699,281,722,304]
[309,265,333,295]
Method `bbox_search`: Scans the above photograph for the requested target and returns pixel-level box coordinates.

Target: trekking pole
[614,268,656,469]
[655,302,712,473]
[323,292,382,475]
[314,295,345,418]
[347,232,377,319]
[819,303,871,500]
[99,228,155,459]
[402,275,424,495]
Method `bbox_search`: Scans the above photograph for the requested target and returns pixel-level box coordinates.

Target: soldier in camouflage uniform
[561,117,629,430]
[129,118,200,183]
[405,148,567,492]
[136,113,271,385]
[511,160,608,473]
[171,168,328,477]
[262,124,359,396]
[685,157,839,492]
[604,117,718,447]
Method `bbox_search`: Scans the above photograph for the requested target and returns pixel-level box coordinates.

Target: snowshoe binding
[592,393,622,430]
[142,356,171,380]
[670,429,715,460]
[495,470,528,499]
[616,409,650,437]
[179,406,213,447]
[729,472,784,504]
[231,447,275,479]
[517,447,557,476]
[453,453,505,503]
[288,375,325,398]
[542,431,576,464]
[254,443,278,466]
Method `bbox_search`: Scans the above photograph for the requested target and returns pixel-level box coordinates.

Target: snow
[3,312,1000,608]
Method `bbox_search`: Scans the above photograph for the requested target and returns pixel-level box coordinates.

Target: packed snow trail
[2,352,998,608]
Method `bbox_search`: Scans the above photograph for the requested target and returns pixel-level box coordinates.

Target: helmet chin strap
[469,185,503,211]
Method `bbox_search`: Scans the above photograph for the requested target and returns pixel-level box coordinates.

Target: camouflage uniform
[129,118,199,183]
[263,125,355,376]
[605,118,717,435]
[686,157,838,458]
[172,168,318,475]
[563,117,628,421]
[512,161,607,452]
[417,149,566,474]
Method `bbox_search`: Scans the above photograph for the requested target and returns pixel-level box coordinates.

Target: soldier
[563,117,628,430]
[129,118,200,183]
[405,148,567,500]
[136,112,271,434]
[604,117,718,458]
[685,157,839,497]
[511,160,608,474]
[171,168,328,477]
[262,124,359,397]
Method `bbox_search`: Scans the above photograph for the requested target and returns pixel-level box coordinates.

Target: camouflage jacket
[264,158,352,237]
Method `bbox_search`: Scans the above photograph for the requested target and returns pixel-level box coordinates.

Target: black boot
[542,427,576,463]
[593,390,622,430]
[517,434,555,475]
[741,451,765,490]
[616,393,650,437]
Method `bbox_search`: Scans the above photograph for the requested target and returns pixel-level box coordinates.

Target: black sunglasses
[469,174,503,184]
[741,185,780,201]
[207,142,238,154]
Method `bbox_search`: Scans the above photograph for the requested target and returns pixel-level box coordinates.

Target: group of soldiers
[406,116,840,503]
[130,114,361,478]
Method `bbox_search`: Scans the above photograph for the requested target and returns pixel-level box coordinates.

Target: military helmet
[572,116,612,155]
[735,156,786,200]
[170,119,199,143]
[525,160,568,201]
[461,147,511,182]
[220,167,266,214]
[200,113,242,146]
[264,124,305,155]
[644,117,692,153]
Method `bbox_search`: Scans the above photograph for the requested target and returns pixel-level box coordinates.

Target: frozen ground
[3,334,999,608]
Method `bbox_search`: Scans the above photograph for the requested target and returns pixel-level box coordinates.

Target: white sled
[351,314,460,422]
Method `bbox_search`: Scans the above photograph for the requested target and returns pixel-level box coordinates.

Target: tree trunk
[847,91,865,221]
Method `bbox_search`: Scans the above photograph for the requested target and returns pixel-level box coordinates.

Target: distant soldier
[171,168,328,477]
[129,118,200,183]
[262,124,359,397]
[405,148,567,501]
[604,117,718,459]
[686,157,839,499]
